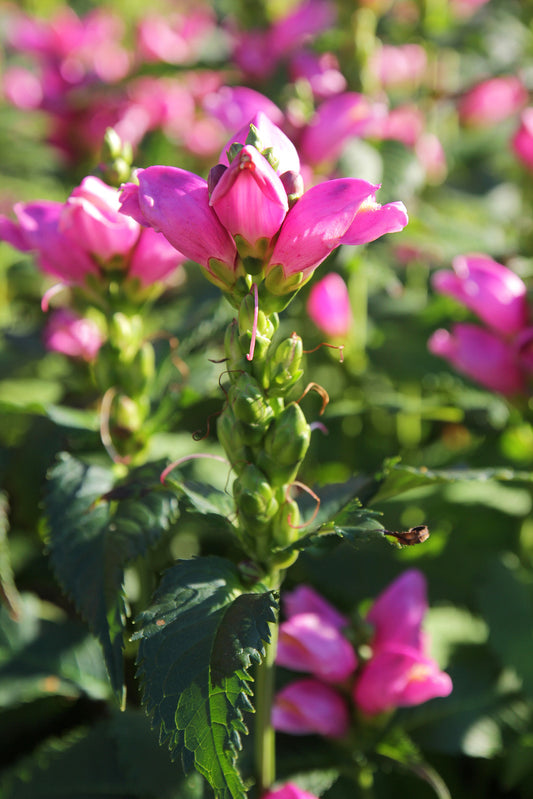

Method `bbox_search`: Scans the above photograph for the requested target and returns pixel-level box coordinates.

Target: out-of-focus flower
[369,104,425,148]
[262,784,319,799]
[136,7,216,65]
[277,612,357,682]
[353,570,452,716]
[428,323,526,395]
[512,108,533,171]
[449,0,490,18]
[283,584,348,630]
[458,76,528,128]
[369,44,427,90]
[203,86,284,133]
[432,254,529,336]
[272,678,350,737]
[120,114,408,299]
[0,176,185,288]
[44,309,103,361]
[289,51,347,99]
[307,272,353,338]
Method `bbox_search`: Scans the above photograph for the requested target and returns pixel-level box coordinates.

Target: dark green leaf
[172,478,235,520]
[376,729,451,799]
[0,491,21,620]
[134,556,277,799]
[43,453,179,703]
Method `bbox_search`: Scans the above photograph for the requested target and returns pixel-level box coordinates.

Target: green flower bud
[217,405,248,472]
[113,393,149,433]
[266,333,303,394]
[108,313,144,362]
[272,496,300,548]
[233,464,279,526]
[229,374,274,427]
[257,402,310,486]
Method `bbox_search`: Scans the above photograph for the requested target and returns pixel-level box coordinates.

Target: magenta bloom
[353,645,453,716]
[0,176,184,288]
[262,784,319,799]
[458,76,528,127]
[283,584,348,630]
[307,273,353,338]
[44,309,103,361]
[367,569,427,652]
[277,612,357,683]
[272,678,350,738]
[512,108,533,172]
[369,44,427,89]
[429,323,526,395]
[289,51,346,100]
[203,86,284,132]
[432,254,528,337]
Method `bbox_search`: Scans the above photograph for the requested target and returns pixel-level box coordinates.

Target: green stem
[254,617,279,795]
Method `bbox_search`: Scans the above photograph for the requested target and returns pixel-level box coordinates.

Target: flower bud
[266,333,304,394]
[228,373,275,428]
[258,402,310,486]
[280,170,304,206]
[217,405,248,472]
[233,464,279,527]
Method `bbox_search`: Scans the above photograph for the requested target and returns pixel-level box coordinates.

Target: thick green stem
[254,618,279,796]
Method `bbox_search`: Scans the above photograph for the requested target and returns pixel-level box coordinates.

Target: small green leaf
[376,729,451,799]
[134,556,277,799]
[0,492,21,620]
[43,454,179,703]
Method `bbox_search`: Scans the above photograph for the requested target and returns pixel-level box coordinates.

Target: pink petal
[340,200,408,246]
[276,613,357,682]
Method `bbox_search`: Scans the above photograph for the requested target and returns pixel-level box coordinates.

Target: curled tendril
[296,382,330,415]
[303,342,345,363]
[160,453,230,484]
[99,388,131,466]
[285,480,321,530]
[192,410,222,441]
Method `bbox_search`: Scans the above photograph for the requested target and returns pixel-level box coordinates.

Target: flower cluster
[428,254,533,396]
[272,573,452,738]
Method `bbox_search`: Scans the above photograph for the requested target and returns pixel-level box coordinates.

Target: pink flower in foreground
[263,784,319,799]
[277,612,357,683]
[458,76,528,128]
[44,309,103,361]
[0,176,184,288]
[119,114,408,298]
[512,108,533,171]
[353,570,452,716]
[272,678,350,737]
[428,323,526,395]
[307,273,353,337]
[432,254,529,337]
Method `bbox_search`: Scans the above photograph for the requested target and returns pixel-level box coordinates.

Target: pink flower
[0,177,185,288]
[353,645,453,716]
[277,612,357,683]
[44,309,103,361]
[366,569,427,652]
[370,44,427,89]
[432,254,529,337]
[136,8,215,65]
[458,76,528,128]
[289,51,347,100]
[512,108,533,171]
[369,104,425,148]
[283,584,348,630]
[307,273,353,337]
[272,678,350,737]
[203,86,284,132]
[428,324,526,395]
[262,784,319,799]
[221,112,301,176]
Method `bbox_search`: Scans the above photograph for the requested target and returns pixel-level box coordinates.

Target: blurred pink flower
[289,51,346,99]
[450,0,490,18]
[458,76,528,128]
[370,44,427,89]
[263,784,319,799]
[366,569,427,652]
[512,108,533,171]
[44,309,103,361]
[432,254,529,337]
[272,678,350,737]
[283,584,348,630]
[277,612,357,683]
[307,273,353,338]
[136,7,215,65]
[428,323,526,395]
[369,104,425,148]
[203,86,284,133]
[0,176,185,288]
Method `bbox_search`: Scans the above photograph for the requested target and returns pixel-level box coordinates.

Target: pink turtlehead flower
[370,44,427,89]
[221,112,300,175]
[44,309,103,361]
[136,8,215,65]
[0,176,185,288]
[458,76,528,128]
[262,784,319,799]
[272,678,350,738]
[369,104,425,148]
[299,93,383,167]
[353,570,452,716]
[307,273,353,338]
[120,118,408,296]
[428,323,526,395]
[277,612,357,683]
[289,51,347,99]
[512,108,533,172]
[203,86,284,133]
[353,644,453,716]
[432,254,528,337]
[283,584,348,630]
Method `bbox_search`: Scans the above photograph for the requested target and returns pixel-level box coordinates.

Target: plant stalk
[254,617,279,795]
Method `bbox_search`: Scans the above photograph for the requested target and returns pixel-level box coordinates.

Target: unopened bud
[113,393,148,433]
[280,170,304,206]
[258,402,310,486]
[108,313,144,361]
[233,464,279,526]
[266,333,304,394]
[217,405,248,472]
[229,374,274,428]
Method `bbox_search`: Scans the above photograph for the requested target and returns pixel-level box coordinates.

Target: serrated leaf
[134,556,277,799]
[371,461,533,504]
[43,453,179,703]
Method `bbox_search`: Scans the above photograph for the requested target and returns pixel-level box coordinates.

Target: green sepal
[265,333,304,394]
[229,373,275,428]
[233,464,279,528]
[258,402,310,486]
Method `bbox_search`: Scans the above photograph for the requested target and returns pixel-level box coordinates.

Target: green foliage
[133,557,278,799]
[43,454,179,703]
